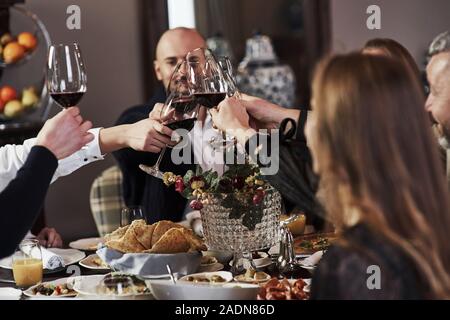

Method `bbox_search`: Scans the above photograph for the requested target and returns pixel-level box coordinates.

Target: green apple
[4,100,24,118]
[21,87,39,108]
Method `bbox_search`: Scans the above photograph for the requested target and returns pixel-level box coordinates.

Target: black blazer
[113,86,195,223]
[0,146,58,258]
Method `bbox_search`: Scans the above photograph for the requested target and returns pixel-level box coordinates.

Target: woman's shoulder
[310,224,425,299]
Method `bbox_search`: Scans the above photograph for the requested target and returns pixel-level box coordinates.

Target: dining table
[0,247,313,300]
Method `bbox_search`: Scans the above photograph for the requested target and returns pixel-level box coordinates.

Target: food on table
[183,274,227,284]
[294,233,338,255]
[91,256,109,268]
[237,268,270,283]
[100,273,150,295]
[201,255,218,266]
[104,219,206,254]
[0,31,38,64]
[32,283,76,296]
[257,278,309,300]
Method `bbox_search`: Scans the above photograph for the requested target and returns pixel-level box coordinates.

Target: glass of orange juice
[12,239,43,288]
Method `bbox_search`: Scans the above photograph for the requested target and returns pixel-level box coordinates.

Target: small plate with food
[294,233,337,255]
[197,256,224,272]
[79,254,110,270]
[234,269,271,284]
[69,237,103,252]
[24,277,78,298]
[73,273,153,300]
[179,271,233,284]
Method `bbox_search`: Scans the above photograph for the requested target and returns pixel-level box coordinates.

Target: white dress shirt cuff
[55,127,104,178]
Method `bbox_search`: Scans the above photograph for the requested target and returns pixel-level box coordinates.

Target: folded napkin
[301,250,324,267]
[97,247,201,276]
[186,211,203,237]
[41,248,65,270]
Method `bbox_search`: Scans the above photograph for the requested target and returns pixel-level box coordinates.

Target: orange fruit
[17,32,37,51]
[0,86,18,103]
[3,42,25,63]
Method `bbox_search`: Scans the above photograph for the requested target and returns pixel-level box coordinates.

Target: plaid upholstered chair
[89,166,125,237]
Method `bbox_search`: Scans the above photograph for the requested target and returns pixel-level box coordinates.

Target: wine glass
[187,48,236,148]
[139,61,200,179]
[46,43,87,109]
[12,239,43,288]
[120,206,145,227]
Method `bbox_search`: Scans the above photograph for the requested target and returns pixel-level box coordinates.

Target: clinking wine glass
[187,48,236,148]
[46,43,87,109]
[139,61,200,179]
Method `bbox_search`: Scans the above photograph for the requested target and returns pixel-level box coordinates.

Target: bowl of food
[148,279,259,300]
[0,5,52,123]
[97,220,205,276]
[73,273,153,300]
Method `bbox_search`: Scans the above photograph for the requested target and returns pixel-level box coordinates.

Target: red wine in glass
[166,118,197,131]
[47,43,87,109]
[193,92,226,109]
[50,92,85,109]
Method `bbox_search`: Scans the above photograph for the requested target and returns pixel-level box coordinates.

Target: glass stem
[153,146,167,171]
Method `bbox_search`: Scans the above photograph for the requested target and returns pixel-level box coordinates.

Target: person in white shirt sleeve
[0,106,176,248]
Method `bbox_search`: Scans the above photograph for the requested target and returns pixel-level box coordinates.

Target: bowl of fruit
[0,31,38,66]
[0,5,51,123]
[0,84,40,119]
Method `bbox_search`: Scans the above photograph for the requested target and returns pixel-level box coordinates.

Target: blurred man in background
[425,31,450,187]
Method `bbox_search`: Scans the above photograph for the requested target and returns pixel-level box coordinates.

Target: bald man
[426,49,450,187]
[113,28,206,223]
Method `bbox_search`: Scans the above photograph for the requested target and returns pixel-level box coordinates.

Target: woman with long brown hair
[305,53,450,299]
[362,38,422,80]
[210,52,450,299]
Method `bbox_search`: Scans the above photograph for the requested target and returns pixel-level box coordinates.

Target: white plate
[148,279,259,300]
[197,262,224,273]
[72,274,153,300]
[69,237,103,251]
[179,271,233,284]
[0,248,85,270]
[0,288,22,300]
[79,254,110,270]
[24,277,78,298]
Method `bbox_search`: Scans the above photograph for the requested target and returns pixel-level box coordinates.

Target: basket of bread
[96,220,206,277]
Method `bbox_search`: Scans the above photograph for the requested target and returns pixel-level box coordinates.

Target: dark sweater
[310,224,428,299]
[113,86,195,223]
[0,146,58,258]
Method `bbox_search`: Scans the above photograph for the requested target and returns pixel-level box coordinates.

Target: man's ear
[154,60,163,81]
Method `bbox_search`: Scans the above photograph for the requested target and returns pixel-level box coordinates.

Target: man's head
[425,51,450,131]
[154,28,205,90]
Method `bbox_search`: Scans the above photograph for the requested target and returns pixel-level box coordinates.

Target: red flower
[190,199,203,210]
[175,177,185,193]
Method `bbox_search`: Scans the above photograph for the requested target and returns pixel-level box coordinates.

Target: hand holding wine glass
[139,60,200,179]
[47,43,87,109]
